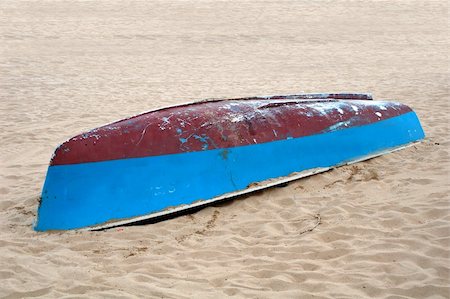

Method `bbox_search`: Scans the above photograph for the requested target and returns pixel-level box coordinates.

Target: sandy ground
[1,0,449,298]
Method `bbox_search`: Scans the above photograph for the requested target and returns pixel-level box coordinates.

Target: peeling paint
[230,114,245,123]
[193,134,210,150]
[159,116,173,130]
[49,94,413,166]
[325,120,353,132]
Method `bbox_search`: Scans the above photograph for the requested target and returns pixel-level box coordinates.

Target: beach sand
[1,0,449,298]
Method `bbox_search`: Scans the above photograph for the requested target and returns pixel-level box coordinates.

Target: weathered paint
[35,93,425,231]
[50,98,410,166]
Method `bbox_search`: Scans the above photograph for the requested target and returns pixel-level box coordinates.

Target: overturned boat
[35,93,425,231]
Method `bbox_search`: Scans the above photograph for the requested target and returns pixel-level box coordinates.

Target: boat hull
[36,110,424,231]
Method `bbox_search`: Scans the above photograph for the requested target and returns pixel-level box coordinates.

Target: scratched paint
[50,94,412,166]
[36,110,424,231]
[36,93,425,231]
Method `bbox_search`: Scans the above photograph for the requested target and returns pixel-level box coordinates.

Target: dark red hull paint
[51,94,411,166]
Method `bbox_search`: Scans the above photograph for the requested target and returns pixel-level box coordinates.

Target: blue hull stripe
[35,112,424,231]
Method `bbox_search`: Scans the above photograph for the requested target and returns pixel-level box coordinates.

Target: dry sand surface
[1,0,449,298]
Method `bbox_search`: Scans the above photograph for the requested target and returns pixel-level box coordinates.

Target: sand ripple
[1,0,449,298]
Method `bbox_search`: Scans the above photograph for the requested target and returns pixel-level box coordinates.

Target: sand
[1,0,449,298]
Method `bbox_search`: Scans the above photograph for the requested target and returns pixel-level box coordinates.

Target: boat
[35,93,425,231]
